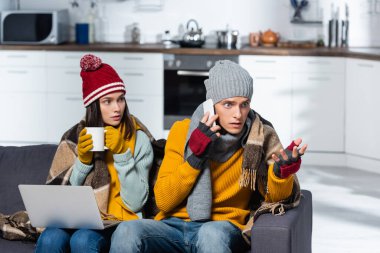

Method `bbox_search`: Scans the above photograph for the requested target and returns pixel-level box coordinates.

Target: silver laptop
[19,185,120,230]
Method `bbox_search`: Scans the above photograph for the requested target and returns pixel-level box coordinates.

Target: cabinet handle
[64,71,77,75]
[307,61,331,65]
[308,77,331,81]
[255,60,277,63]
[177,70,209,77]
[127,98,144,102]
[65,55,80,59]
[255,76,277,80]
[65,97,82,101]
[123,56,144,61]
[6,55,28,59]
[357,63,374,68]
[7,70,28,74]
[124,73,144,76]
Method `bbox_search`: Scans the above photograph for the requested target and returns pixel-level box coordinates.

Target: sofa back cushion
[0,145,57,214]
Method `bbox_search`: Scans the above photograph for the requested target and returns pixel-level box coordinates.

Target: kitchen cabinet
[240,55,345,152]
[0,51,164,145]
[99,52,164,139]
[240,55,292,145]
[290,57,345,152]
[46,52,86,143]
[346,58,380,160]
[45,52,163,142]
[0,51,47,144]
[125,95,163,138]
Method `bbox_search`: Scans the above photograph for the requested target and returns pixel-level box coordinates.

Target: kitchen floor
[297,165,380,253]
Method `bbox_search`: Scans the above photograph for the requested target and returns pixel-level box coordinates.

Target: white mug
[86,127,105,152]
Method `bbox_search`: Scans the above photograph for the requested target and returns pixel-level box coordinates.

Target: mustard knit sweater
[154,119,294,230]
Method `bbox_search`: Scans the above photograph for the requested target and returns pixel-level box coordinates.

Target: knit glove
[187,122,218,169]
[273,141,302,178]
[104,126,129,154]
[77,128,94,165]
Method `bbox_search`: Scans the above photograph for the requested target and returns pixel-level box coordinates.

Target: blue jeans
[35,227,115,253]
[110,217,249,253]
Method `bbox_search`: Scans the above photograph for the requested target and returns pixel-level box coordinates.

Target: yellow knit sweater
[154,119,294,230]
[105,122,139,221]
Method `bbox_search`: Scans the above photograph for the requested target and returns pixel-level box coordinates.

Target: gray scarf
[184,104,254,221]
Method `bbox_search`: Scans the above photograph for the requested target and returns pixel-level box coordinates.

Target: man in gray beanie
[111,60,308,253]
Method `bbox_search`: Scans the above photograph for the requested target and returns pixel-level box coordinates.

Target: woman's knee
[70,229,106,252]
[36,228,70,252]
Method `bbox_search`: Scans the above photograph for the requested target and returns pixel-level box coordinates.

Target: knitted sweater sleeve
[69,159,93,186]
[154,119,201,213]
[264,163,294,203]
[113,130,153,212]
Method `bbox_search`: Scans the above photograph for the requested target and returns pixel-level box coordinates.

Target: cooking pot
[216,29,239,49]
[177,19,205,48]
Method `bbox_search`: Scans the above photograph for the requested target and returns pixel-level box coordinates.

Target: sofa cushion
[0,145,57,214]
[0,238,36,252]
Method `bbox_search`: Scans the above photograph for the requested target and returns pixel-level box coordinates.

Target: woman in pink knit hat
[35,54,153,253]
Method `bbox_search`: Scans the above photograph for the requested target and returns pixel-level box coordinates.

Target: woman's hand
[77,128,94,165]
[271,138,308,178]
[104,126,129,154]
[188,112,221,156]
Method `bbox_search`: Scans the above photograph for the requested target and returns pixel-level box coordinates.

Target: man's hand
[188,112,221,156]
[272,138,308,178]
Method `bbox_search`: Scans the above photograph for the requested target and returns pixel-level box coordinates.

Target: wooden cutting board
[277,40,317,48]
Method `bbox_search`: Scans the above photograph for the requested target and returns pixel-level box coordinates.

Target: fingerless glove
[187,122,218,169]
[273,141,302,178]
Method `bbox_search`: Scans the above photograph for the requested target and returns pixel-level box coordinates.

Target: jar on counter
[131,23,141,44]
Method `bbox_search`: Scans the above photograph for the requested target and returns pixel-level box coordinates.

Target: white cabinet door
[115,68,163,96]
[0,51,47,144]
[126,95,164,139]
[46,94,85,143]
[292,72,345,152]
[240,55,292,145]
[47,68,82,94]
[346,59,380,159]
[291,57,345,152]
[99,53,163,69]
[1,67,46,92]
[0,50,45,67]
[0,93,47,143]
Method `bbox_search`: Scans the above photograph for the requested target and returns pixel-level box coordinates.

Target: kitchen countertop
[1,43,380,61]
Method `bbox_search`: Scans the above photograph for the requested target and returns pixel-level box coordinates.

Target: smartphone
[202,98,216,126]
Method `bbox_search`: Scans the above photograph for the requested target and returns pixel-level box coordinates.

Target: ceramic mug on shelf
[249,32,261,47]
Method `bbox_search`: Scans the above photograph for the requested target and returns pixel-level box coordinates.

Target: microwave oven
[0,9,69,44]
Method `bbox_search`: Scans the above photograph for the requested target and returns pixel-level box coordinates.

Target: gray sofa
[0,144,312,253]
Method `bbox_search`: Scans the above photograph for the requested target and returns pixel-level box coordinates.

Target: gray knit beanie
[205,60,253,104]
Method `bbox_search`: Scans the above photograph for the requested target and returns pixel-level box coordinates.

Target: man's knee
[110,220,152,252]
[196,221,241,252]
[198,221,237,239]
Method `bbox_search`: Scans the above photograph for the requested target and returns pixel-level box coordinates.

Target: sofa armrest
[250,190,312,253]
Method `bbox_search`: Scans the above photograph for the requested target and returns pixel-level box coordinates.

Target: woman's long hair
[85,97,135,140]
